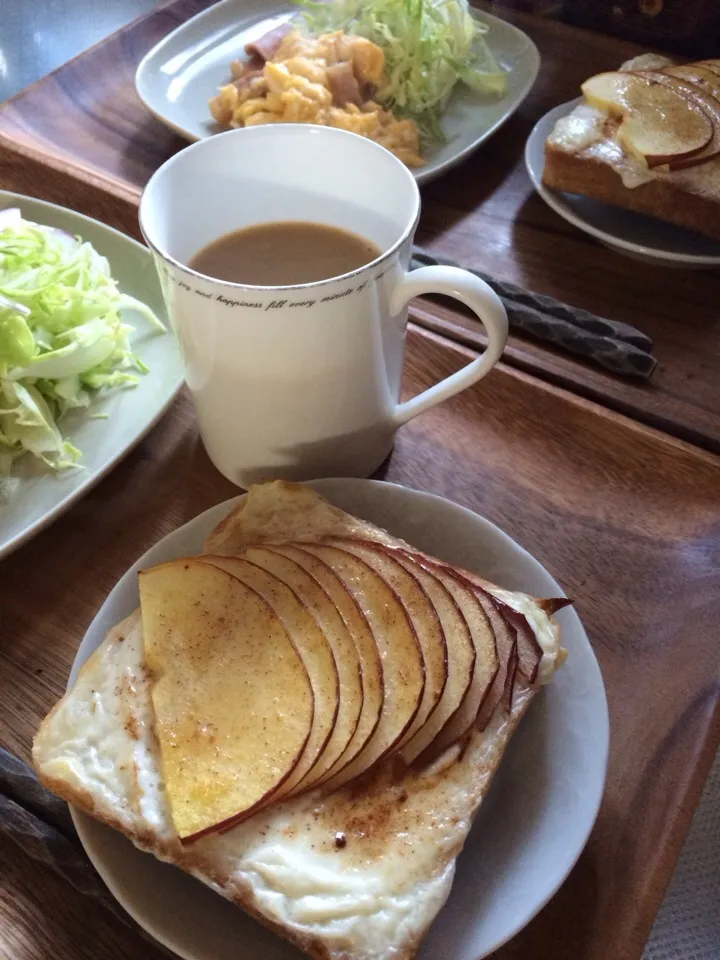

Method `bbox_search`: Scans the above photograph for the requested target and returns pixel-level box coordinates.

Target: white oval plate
[135,0,540,186]
[525,100,720,268]
[0,192,184,561]
[69,477,609,960]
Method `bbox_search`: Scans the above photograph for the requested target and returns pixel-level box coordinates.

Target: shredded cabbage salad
[294,0,507,140]
[0,208,164,479]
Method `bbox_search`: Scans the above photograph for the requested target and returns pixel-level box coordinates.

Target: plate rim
[68,476,609,960]
[0,189,184,561]
[134,0,541,186]
[524,99,720,266]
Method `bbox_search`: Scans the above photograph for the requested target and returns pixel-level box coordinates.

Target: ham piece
[244,23,292,61]
[231,55,263,79]
[326,61,363,106]
[232,67,264,90]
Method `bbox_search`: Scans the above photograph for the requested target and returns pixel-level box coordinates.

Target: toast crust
[543,133,720,243]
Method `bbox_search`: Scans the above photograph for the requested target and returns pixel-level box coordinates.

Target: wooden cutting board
[1,0,719,452]
[1,325,718,960]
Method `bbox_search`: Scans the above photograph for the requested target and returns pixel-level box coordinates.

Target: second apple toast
[543,55,720,242]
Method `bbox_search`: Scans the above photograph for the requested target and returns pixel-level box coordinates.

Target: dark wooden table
[0,4,719,960]
[1,0,718,450]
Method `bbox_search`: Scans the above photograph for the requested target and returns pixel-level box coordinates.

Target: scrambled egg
[209,31,424,168]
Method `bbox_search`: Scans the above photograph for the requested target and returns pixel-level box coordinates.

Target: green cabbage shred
[0,209,165,476]
[294,0,507,140]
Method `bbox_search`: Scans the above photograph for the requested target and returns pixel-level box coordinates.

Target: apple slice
[581,71,713,167]
[387,550,476,766]
[497,603,542,683]
[327,538,447,748]
[263,543,384,787]
[634,70,720,170]
[473,607,518,726]
[463,586,519,729]
[400,557,498,765]
[241,545,365,788]
[290,542,425,790]
[139,559,313,842]
[662,64,720,100]
[199,556,339,800]
[443,564,543,684]
[392,549,540,727]
[696,60,720,80]
[501,642,519,711]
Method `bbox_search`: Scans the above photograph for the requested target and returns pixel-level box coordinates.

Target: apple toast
[33,481,568,960]
[543,55,720,241]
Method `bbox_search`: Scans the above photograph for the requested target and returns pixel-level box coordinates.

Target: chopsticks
[411,247,657,380]
[0,747,106,898]
[0,747,174,951]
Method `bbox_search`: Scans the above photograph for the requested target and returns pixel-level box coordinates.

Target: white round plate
[70,478,608,960]
[0,192,184,561]
[135,0,540,186]
[525,100,720,269]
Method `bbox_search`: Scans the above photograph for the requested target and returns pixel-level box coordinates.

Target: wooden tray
[1,325,719,960]
[1,0,719,453]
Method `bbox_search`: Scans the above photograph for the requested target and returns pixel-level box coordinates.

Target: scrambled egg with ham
[209,30,424,168]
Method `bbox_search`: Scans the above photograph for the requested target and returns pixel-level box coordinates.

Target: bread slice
[33,481,566,960]
[543,134,720,242]
[542,56,720,243]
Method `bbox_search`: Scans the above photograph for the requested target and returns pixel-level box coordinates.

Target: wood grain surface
[0,836,167,960]
[0,1,719,451]
[1,326,718,960]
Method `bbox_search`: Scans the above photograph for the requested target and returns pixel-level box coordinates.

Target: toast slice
[34,481,567,960]
[542,55,720,242]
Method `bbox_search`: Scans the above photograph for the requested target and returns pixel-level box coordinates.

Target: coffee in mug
[140,125,508,488]
[189,221,381,286]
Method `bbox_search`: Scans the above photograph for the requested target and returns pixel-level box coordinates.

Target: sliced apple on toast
[662,64,720,100]
[240,545,366,785]
[389,548,547,735]
[697,60,720,80]
[140,533,555,830]
[137,485,564,832]
[636,70,720,170]
[292,542,426,791]
[387,548,476,764]
[413,559,525,732]
[399,556,498,764]
[258,543,385,788]
[326,538,448,748]
[478,629,519,730]
[138,559,313,841]
[457,579,521,715]
[455,567,543,683]
[198,556,341,801]
[582,71,714,167]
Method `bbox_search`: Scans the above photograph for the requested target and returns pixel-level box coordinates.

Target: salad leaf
[0,208,165,477]
[294,0,507,139]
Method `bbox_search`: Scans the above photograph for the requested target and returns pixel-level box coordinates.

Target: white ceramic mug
[140,125,508,488]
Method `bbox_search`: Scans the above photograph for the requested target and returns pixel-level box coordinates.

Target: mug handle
[390,265,508,427]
